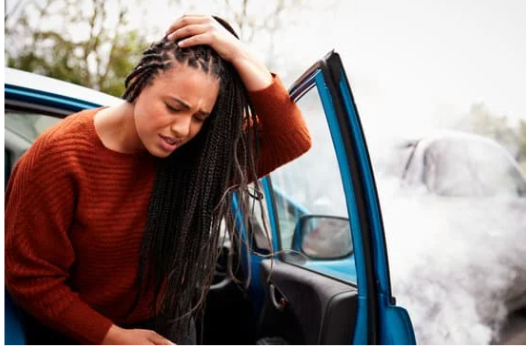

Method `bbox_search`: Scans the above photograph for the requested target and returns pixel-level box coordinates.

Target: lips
[160,134,181,144]
[159,134,182,152]
[162,135,176,145]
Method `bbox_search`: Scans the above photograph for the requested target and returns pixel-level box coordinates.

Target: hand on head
[165,14,245,64]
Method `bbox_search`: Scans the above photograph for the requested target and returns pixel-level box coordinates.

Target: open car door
[244,51,416,344]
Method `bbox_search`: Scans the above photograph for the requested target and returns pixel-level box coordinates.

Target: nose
[170,115,192,139]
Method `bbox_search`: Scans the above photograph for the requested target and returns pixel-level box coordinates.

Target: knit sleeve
[5,134,114,344]
[247,73,312,179]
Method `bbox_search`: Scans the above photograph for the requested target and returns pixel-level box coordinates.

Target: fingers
[164,13,242,63]
[167,23,212,42]
[148,331,175,345]
[165,14,211,36]
[177,33,214,48]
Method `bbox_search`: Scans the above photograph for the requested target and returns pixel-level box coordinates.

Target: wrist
[231,51,273,91]
[230,46,251,65]
[101,324,123,345]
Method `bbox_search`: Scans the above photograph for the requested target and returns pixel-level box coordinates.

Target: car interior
[202,238,358,344]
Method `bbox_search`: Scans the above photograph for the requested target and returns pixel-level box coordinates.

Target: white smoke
[376,173,526,344]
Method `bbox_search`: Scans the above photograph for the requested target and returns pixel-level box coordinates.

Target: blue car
[4,51,416,344]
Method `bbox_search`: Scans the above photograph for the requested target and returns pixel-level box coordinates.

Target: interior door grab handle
[269,283,287,311]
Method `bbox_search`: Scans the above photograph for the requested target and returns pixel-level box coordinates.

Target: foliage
[5,0,148,97]
[456,103,526,173]
[5,0,319,94]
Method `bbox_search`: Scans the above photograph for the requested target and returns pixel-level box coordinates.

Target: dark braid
[121,17,269,343]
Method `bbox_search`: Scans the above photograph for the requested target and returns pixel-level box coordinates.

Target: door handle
[269,283,287,311]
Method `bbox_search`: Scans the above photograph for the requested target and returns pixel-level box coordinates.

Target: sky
[125,0,526,139]
[5,0,526,138]
[277,0,526,137]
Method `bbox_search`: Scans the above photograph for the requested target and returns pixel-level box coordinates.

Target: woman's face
[133,64,220,158]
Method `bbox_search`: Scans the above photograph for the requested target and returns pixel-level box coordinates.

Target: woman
[5,15,311,345]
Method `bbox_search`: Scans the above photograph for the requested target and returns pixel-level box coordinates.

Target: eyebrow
[170,96,211,117]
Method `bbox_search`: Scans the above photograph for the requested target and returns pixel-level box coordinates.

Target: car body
[370,131,526,343]
[4,52,416,344]
[378,131,526,198]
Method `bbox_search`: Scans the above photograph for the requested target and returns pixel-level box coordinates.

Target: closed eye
[166,104,181,113]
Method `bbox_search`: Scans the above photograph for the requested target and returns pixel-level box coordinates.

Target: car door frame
[244,51,416,344]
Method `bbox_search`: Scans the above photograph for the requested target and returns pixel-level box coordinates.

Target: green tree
[457,103,519,154]
[456,103,526,173]
[5,0,148,97]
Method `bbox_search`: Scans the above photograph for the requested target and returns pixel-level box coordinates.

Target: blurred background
[5,0,526,171]
[5,0,526,344]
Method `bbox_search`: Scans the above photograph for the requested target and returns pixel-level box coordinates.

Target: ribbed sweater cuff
[247,73,299,134]
[54,300,113,345]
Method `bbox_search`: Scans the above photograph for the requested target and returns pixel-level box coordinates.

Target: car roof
[5,67,122,106]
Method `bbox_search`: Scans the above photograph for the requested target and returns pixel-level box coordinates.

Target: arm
[166,15,312,178]
[5,135,113,344]
[247,74,312,178]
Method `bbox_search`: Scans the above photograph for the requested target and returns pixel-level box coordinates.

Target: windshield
[420,135,526,197]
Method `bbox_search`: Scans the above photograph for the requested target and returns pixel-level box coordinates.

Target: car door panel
[258,260,357,345]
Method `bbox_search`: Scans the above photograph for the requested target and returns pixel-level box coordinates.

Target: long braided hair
[122,18,269,341]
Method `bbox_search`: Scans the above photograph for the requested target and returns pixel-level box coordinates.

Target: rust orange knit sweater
[5,75,311,344]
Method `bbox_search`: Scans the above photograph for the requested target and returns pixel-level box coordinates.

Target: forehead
[152,64,219,99]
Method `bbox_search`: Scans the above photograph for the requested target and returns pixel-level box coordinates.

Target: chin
[150,143,185,158]
[144,146,170,158]
[153,150,173,159]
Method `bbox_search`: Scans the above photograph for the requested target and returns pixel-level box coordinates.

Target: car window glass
[251,183,273,249]
[219,183,272,253]
[269,84,357,285]
[5,111,61,143]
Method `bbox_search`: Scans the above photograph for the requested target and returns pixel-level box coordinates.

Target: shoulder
[38,108,99,147]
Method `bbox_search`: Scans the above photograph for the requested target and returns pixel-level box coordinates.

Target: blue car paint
[302,259,357,284]
[314,70,369,344]
[5,84,101,112]
[5,152,25,345]
[5,290,26,345]
[338,70,416,344]
[261,178,281,252]
[231,194,267,314]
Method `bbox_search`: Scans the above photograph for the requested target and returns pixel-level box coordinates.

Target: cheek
[135,102,169,133]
